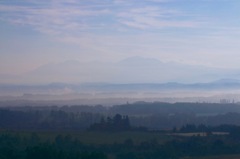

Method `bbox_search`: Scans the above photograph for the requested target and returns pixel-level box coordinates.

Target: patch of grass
[73,131,172,145]
[0,130,172,145]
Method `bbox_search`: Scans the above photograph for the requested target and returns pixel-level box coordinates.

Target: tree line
[2,107,240,130]
[1,130,240,159]
[89,114,131,131]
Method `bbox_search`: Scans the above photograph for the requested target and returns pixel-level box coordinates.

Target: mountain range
[1,56,240,84]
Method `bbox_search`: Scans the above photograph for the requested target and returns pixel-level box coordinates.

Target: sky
[1,0,240,76]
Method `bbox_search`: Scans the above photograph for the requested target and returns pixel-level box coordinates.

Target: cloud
[0,0,201,37]
[0,0,210,62]
[117,6,199,29]
[0,0,111,37]
[0,0,204,56]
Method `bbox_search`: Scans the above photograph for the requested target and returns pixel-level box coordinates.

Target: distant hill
[1,79,240,94]
[1,79,240,105]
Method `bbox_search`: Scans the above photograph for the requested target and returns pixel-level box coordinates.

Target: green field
[65,131,172,145]
[0,130,172,145]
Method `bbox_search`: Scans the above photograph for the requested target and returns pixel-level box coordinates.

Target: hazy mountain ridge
[1,78,240,93]
[1,56,240,104]
[1,56,240,84]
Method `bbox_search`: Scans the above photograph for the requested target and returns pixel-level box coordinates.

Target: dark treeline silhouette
[0,109,103,130]
[1,128,240,159]
[0,132,107,159]
[89,114,131,131]
[110,102,240,115]
[2,102,240,158]
[2,102,240,130]
[176,123,239,134]
[5,102,240,115]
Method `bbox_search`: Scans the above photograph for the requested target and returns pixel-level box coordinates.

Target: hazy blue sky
[1,0,240,75]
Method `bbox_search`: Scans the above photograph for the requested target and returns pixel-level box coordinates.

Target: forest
[2,102,240,130]
[1,102,240,158]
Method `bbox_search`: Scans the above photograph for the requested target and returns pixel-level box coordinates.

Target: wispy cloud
[0,0,111,37]
[117,6,200,29]
[0,0,202,37]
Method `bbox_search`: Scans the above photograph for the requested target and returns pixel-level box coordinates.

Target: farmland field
[0,130,172,145]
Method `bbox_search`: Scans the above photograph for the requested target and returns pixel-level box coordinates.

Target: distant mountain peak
[1,56,240,84]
